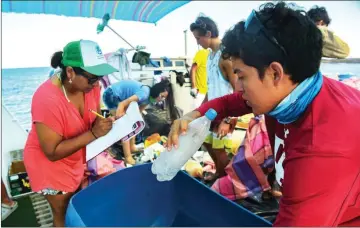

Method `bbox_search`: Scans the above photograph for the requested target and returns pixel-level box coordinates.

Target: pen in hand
[88,109,105,119]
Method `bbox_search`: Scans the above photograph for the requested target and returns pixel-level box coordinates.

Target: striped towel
[212,115,274,200]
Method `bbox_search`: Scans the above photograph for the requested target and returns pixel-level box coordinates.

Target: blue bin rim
[66,163,273,226]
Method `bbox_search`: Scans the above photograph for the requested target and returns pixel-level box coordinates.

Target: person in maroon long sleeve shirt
[166,2,360,226]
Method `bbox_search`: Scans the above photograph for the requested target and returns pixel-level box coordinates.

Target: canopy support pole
[105,25,136,50]
[183,30,188,56]
[97,13,136,50]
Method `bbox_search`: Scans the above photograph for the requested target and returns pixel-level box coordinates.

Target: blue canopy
[2,1,190,24]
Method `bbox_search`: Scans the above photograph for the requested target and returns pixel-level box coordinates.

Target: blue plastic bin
[65,163,271,227]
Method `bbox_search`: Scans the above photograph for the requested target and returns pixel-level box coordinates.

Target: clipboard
[86,102,145,161]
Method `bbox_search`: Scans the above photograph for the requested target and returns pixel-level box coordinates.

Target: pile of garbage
[136,133,216,183]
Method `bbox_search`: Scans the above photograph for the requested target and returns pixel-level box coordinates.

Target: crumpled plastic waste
[184,160,203,178]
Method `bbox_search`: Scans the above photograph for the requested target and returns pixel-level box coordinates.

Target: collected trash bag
[143,105,182,138]
[143,111,171,137]
[235,194,279,223]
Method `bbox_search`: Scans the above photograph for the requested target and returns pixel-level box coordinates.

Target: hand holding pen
[88,109,115,138]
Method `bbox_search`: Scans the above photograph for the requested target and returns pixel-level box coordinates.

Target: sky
[2,1,360,69]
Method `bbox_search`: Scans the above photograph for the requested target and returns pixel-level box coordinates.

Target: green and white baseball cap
[61,40,118,76]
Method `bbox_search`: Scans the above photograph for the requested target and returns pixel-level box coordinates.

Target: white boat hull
[1,105,29,197]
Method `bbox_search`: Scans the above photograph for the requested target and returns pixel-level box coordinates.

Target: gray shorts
[37,188,67,195]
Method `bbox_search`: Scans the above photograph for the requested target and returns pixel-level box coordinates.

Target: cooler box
[8,160,32,197]
[65,163,271,227]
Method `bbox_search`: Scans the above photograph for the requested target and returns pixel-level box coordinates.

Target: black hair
[50,51,86,83]
[190,16,219,38]
[221,2,323,84]
[307,6,331,26]
[150,79,180,121]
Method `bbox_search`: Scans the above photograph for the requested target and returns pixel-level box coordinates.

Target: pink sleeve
[31,91,64,136]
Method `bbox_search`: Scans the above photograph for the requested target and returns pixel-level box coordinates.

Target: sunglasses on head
[244,10,287,57]
[194,18,207,30]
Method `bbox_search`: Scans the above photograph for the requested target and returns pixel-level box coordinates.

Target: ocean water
[2,63,360,131]
[2,67,51,131]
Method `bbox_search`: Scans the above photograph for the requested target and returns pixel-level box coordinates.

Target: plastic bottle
[151,109,217,181]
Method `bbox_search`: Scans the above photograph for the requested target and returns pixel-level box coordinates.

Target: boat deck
[2,195,40,227]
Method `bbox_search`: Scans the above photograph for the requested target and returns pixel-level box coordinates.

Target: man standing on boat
[190,16,239,181]
[307,5,350,59]
[190,48,209,109]
[168,2,360,226]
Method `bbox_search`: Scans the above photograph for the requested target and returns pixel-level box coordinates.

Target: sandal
[2,201,18,221]
[203,172,219,181]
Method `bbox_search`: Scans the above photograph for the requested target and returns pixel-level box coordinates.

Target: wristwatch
[223,117,232,124]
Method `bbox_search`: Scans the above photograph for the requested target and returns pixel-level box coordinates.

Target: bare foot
[125,156,136,165]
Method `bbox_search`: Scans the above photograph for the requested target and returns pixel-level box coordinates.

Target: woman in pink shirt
[24,40,117,227]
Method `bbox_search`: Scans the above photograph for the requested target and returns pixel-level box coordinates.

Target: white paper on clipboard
[86,102,145,161]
